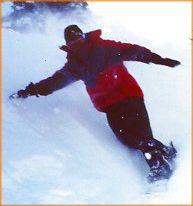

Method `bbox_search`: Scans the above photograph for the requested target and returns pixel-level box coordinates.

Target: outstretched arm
[11,61,79,99]
[111,41,181,67]
[149,52,180,67]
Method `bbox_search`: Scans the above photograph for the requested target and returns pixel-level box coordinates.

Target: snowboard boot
[162,142,177,164]
[140,139,177,183]
[146,149,174,183]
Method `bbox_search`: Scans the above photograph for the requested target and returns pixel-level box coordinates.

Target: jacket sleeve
[113,41,152,63]
[112,41,180,67]
[33,61,79,96]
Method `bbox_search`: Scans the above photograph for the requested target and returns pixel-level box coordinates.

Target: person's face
[67,33,86,46]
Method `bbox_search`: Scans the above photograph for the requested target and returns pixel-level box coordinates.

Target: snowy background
[2,2,192,204]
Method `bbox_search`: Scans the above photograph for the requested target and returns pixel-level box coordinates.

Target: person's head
[64,24,85,45]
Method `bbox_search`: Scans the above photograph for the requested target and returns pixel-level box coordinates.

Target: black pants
[105,97,173,171]
[105,97,154,148]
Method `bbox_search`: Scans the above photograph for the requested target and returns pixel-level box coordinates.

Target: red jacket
[33,29,153,112]
[86,63,143,111]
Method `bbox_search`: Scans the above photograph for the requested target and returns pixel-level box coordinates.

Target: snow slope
[2,2,192,204]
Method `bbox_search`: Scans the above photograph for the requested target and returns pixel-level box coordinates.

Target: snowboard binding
[140,139,177,183]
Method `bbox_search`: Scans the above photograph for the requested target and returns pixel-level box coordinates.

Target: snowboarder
[10,25,180,182]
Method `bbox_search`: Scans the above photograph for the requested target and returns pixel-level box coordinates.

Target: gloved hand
[24,82,39,97]
[151,53,181,67]
[9,82,39,99]
[162,58,181,67]
[17,89,30,98]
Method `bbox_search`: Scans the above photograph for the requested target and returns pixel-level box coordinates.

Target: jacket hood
[60,29,102,52]
[85,29,102,41]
